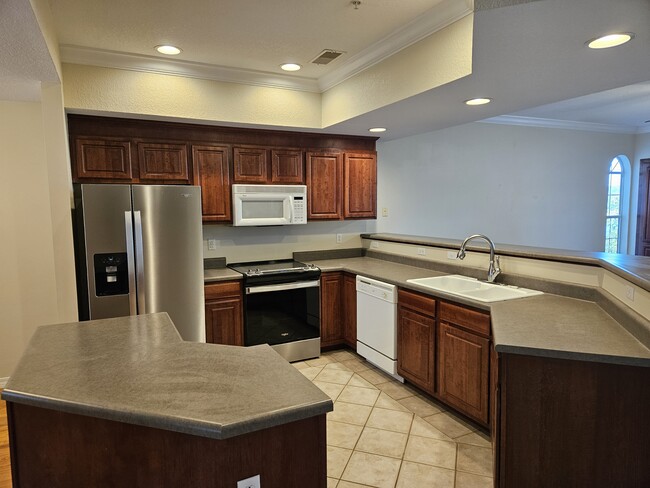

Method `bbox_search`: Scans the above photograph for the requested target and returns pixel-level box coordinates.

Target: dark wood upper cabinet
[271,149,304,184]
[233,146,269,183]
[306,152,343,220]
[67,115,377,223]
[193,145,232,222]
[344,153,377,218]
[137,142,190,183]
[74,137,133,181]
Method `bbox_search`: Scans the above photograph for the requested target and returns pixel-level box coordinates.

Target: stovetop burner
[228,259,321,285]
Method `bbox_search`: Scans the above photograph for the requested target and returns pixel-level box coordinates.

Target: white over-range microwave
[232,184,307,226]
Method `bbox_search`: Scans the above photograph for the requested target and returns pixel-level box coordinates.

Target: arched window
[605,157,623,253]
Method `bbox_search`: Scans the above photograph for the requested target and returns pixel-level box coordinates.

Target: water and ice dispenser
[93,253,129,296]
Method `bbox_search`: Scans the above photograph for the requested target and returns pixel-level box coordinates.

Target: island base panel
[499,354,650,488]
[7,402,326,488]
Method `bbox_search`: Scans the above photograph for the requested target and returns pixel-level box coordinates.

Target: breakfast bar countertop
[307,256,650,368]
[0,313,332,440]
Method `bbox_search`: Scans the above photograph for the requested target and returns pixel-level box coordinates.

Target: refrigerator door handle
[124,211,137,316]
[133,210,146,314]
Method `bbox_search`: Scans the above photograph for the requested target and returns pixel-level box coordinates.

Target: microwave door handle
[289,197,294,223]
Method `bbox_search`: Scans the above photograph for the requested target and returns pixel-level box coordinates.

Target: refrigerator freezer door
[78,185,133,319]
[132,185,205,342]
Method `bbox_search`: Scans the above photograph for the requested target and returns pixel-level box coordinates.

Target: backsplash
[202,220,376,263]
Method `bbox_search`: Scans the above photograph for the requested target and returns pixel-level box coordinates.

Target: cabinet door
[342,273,357,348]
[344,153,376,218]
[438,322,490,424]
[306,152,342,220]
[398,307,435,394]
[193,145,232,222]
[271,149,304,183]
[74,137,133,181]
[320,272,343,347]
[233,146,268,183]
[204,281,243,346]
[205,298,243,345]
[137,142,190,182]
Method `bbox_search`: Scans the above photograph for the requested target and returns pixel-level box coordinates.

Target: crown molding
[482,115,644,134]
[60,45,321,92]
[318,0,473,91]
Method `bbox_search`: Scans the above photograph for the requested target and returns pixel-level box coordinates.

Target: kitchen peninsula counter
[308,256,650,367]
[2,313,331,487]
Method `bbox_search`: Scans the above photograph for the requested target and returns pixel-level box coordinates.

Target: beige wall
[321,14,473,127]
[62,64,322,129]
[0,93,76,380]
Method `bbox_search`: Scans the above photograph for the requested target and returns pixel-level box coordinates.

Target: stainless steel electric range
[228,259,321,362]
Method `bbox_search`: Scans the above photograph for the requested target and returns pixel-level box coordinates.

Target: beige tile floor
[293,349,494,488]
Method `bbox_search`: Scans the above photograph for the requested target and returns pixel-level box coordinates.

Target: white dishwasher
[356,275,404,381]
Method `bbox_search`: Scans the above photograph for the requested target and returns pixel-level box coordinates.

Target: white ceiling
[2,0,649,139]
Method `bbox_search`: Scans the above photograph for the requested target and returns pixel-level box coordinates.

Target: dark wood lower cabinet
[320,272,357,349]
[7,402,327,488]
[437,322,490,425]
[496,354,650,488]
[204,281,243,346]
[320,272,344,347]
[342,273,357,348]
[397,289,436,394]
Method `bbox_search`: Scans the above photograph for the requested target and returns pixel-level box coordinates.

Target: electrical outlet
[447,251,458,260]
[336,234,343,244]
[208,239,218,250]
[625,285,635,301]
[237,474,260,488]
[371,241,379,249]
[417,247,426,256]
[382,207,388,217]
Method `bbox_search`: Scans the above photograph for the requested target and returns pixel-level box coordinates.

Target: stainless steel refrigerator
[73,184,205,342]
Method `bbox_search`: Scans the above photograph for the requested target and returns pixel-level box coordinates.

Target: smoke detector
[311,49,345,65]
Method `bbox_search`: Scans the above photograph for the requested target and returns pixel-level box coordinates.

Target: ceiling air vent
[311,49,345,65]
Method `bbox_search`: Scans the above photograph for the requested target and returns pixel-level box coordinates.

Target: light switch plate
[371,241,379,249]
[208,239,218,250]
[447,251,458,260]
[417,247,426,256]
[237,474,261,488]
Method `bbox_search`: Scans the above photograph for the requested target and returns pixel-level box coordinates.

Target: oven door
[243,280,320,347]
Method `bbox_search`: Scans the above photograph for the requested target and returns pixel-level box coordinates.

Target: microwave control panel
[293,196,306,223]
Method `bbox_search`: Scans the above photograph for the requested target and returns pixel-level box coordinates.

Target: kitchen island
[1,313,332,487]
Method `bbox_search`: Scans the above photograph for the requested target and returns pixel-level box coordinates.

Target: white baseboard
[0,377,8,388]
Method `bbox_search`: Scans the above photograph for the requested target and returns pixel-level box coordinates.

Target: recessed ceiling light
[155,45,182,55]
[369,127,387,133]
[281,63,302,72]
[465,98,492,106]
[586,33,634,49]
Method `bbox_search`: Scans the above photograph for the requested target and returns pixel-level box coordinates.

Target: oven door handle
[246,280,320,294]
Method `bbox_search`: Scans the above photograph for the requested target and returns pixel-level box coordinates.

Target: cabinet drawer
[205,281,242,300]
[439,301,490,337]
[398,289,436,317]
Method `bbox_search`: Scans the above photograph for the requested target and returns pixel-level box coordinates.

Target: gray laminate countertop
[1,313,332,440]
[204,268,242,282]
[308,257,650,367]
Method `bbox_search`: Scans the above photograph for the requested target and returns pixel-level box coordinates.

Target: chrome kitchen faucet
[457,234,501,283]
